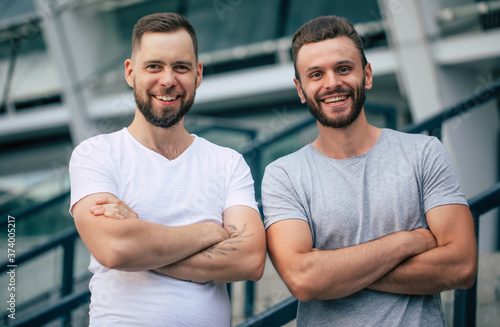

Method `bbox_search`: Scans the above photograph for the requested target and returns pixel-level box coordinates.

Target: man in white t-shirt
[69,13,266,326]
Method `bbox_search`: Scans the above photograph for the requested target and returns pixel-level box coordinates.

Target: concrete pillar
[379,0,499,252]
[34,0,126,145]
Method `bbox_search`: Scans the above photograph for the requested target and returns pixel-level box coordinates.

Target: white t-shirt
[69,128,258,326]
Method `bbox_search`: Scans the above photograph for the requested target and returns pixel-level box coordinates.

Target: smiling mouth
[323,95,348,104]
[153,95,179,102]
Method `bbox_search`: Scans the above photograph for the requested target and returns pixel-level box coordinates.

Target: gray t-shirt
[262,128,467,327]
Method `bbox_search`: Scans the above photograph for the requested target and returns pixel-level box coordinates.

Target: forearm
[367,243,477,294]
[79,194,229,271]
[368,205,478,294]
[83,217,227,271]
[153,223,266,283]
[278,229,435,301]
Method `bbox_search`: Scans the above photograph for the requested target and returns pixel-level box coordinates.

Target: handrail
[468,181,500,216]
[453,182,500,327]
[403,78,500,138]
[236,297,298,327]
[0,226,77,274]
[0,190,70,229]
[11,289,90,327]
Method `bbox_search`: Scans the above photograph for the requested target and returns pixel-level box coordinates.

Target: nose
[324,71,340,90]
[160,69,176,89]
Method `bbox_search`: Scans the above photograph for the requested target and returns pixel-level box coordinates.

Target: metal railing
[403,78,500,138]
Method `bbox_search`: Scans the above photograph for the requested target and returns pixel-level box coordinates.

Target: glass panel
[0,0,37,23]
[285,0,382,36]
[186,0,281,52]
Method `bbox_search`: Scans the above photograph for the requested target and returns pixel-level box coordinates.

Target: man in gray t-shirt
[262,15,477,327]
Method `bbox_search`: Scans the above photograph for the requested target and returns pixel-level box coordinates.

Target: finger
[103,206,133,219]
[103,208,124,219]
[90,205,105,215]
[95,197,122,205]
[104,211,119,219]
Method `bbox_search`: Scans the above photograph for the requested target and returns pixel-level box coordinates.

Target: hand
[409,228,437,254]
[90,196,138,220]
[201,222,230,244]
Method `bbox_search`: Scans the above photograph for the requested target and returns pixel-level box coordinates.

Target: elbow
[248,261,265,282]
[99,253,127,270]
[446,251,478,290]
[97,254,124,270]
[285,270,318,302]
[246,251,266,282]
[94,242,131,270]
[455,260,478,290]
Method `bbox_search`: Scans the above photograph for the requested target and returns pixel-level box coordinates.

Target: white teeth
[324,96,347,103]
[156,95,176,101]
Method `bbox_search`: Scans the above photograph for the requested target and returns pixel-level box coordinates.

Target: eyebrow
[304,60,356,73]
[144,59,165,66]
[336,60,356,67]
[143,59,194,68]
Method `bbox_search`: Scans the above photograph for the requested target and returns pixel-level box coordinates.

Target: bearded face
[302,75,366,129]
[134,81,196,129]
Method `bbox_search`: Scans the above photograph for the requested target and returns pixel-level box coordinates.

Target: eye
[175,65,190,73]
[337,67,351,74]
[146,64,162,72]
[309,71,323,79]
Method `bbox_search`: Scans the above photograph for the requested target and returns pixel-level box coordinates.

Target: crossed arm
[266,204,477,302]
[72,193,266,283]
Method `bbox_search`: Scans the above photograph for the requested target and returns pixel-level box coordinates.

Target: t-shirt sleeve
[69,138,118,215]
[261,162,308,230]
[223,154,259,213]
[422,137,468,213]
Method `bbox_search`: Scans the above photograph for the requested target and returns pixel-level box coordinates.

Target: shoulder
[383,128,435,144]
[70,129,127,168]
[194,135,242,160]
[382,128,440,153]
[381,129,454,171]
[267,145,310,170]
[73,129,126,154]
[264,145,311,181]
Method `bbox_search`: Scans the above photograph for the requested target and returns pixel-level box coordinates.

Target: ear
[195,60,203,89]
[294,78,306,104]
[364,62,373,90]
[124,59,134,88]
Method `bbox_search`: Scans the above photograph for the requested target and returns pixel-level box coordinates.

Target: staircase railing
[403,79,500,137]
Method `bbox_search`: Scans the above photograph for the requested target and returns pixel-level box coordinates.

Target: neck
[312,110,381,159]
[127,110,194,160]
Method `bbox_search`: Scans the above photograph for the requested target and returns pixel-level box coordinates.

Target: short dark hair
[132,12,198,60]
[292,16,367,79]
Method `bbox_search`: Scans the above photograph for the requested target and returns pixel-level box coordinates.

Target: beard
[303,76,366,129]
[134,84,196,129]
